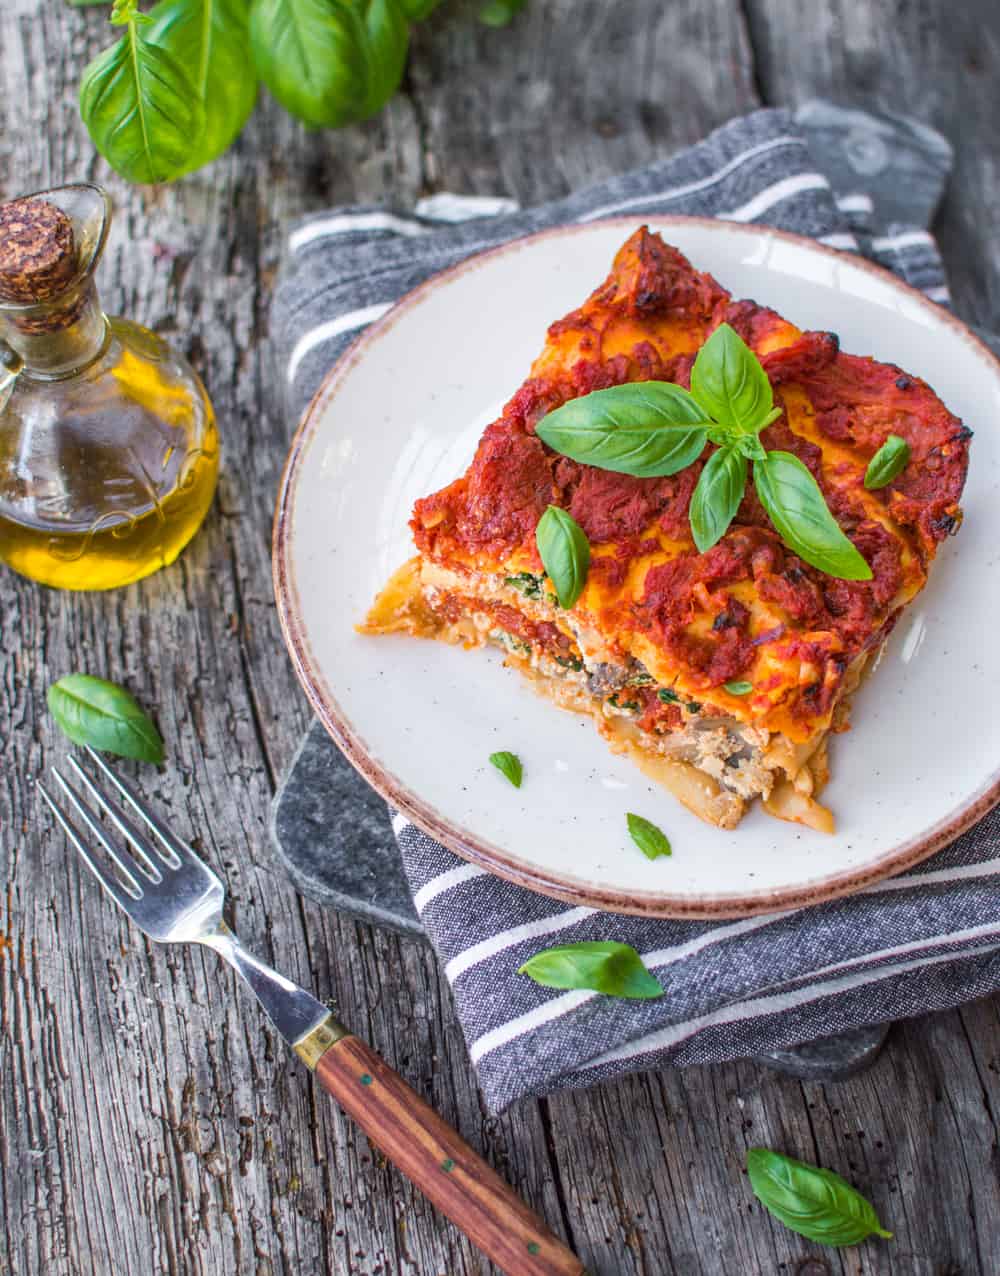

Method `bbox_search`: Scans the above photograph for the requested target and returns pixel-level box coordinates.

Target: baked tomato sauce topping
[411,227,970,717]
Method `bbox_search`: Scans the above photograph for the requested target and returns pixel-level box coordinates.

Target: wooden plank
[743,0,1000,329]
[2,0,998,1274]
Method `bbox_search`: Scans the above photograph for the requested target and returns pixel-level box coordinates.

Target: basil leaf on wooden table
[48,675,164,764]
[79,0,204,184]
[147,0,257,175]
[518,941,664,1000]
[754,451,873,581]
[535,506,590,608]
[535,383,710,477]
[250,0,409,128]
[864,433,911,490]
[747,1148,893,1247]
[626,813,672,860]
[690,323,783,435]
[689,445,747,553]
[489,751,522,788]
[479,0,527,24]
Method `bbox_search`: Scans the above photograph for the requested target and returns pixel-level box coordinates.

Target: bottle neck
[0,279,109,379]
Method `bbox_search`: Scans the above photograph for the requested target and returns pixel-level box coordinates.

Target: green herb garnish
[504,572,545,600]
[518,941,663,1000]
[864,433,910,490]
[534,324,873,582]
[488,751,523,788]
[608,695,640,712]
[626,813,672,860]
[554,654,584,671]
[686,701,702,713]
[724,680,752,695]
[746,1148,893,1248]
[47,674,164,763]
[656,688,679,704]
[535,506,590,609]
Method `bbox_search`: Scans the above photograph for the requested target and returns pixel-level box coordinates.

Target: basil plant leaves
[77,0,455,183]
[534,323,873,583]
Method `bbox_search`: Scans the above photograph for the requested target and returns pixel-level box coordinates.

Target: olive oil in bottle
[0,185,219,590]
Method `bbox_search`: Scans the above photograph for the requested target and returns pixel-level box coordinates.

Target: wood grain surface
[1,1,998,1274]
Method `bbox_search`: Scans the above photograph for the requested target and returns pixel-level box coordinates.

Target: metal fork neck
[202,922,338,1050]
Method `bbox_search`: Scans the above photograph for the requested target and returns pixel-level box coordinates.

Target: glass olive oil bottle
[0,184,219,590]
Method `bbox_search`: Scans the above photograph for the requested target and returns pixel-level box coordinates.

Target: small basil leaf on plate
[754,451,873,581]
[626,813,672,860]
[689,445,747,553]
[489,751,522,788]
[690,322,779,435]
[724,680,752,695]
[535,506,590,608]
[863,433,910,490]
[47,674,164,763]
[534,383,710,477]
[518,941,664,999]
[746,1148,893,1247]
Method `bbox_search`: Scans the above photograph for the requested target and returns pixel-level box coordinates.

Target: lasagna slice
[361,228,969,831]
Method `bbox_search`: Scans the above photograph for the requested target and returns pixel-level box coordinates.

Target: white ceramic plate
[274,217,1000,918]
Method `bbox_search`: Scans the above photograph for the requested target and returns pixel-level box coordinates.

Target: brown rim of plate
[273,214,1000,920]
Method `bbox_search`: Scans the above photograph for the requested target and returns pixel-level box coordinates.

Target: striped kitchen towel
[272,103,1000,1111]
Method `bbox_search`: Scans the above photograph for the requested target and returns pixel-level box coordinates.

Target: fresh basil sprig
[747,1148,893,1247]
[535,323,874,582]
[535,505,590,608]
[518,941,663,1000]
[489,751,523,788]
[626,813,672,860]
[47,674,165,763]
[864,433,910,490]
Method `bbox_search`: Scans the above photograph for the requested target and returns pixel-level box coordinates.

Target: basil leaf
[747,1148,893,1247]
[250,0,409,128]
[690,323,780,436]
[518,941,663,1000]
[479,0,527,24]
[754,451,873,581]
[724,680,752,695]
[626,813,672,860]
[736,433,767,461]
[535,506,590,609]
[398,0,442,17]
[535,383,710,478]
[864,433,911,490]
[147,0,257,175]
[689,445,747,553]
[79,1,204,184]
[489,751,522,788]
[47,675,165,764]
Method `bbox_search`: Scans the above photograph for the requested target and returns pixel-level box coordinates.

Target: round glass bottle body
[0,318,219,590]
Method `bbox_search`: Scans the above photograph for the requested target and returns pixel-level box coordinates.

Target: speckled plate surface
[273,217,1000,919]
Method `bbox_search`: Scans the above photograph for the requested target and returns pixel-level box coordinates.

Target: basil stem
[535,506,590,609]
[518,941,664,999]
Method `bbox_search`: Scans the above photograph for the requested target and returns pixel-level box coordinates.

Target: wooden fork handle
[313,1034,585,1275]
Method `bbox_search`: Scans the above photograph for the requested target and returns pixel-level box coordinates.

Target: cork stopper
[0,197,79,305]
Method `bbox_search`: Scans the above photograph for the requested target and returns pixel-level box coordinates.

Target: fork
[39,748,584,1276]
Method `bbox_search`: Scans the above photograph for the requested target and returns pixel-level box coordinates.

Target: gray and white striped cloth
[272,103,1000,1111]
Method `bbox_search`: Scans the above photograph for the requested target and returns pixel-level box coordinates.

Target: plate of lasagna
[274,218,1000,917]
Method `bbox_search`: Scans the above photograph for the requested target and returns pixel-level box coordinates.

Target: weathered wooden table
[3,2,999,1273]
